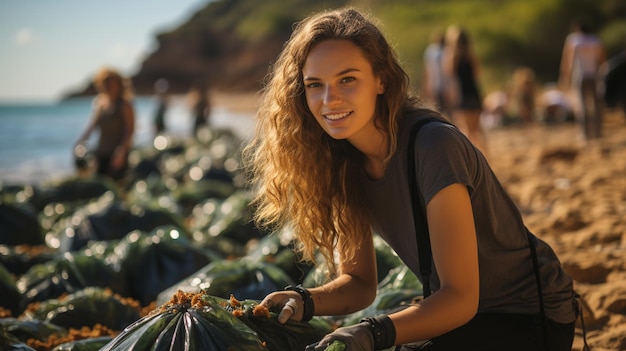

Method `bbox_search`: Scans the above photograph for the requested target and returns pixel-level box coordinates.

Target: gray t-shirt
[361,109,576,323]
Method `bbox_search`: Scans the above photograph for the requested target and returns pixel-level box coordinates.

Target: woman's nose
[323,85,341,105]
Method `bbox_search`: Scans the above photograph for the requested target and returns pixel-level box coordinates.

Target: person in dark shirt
[246,7,577,351]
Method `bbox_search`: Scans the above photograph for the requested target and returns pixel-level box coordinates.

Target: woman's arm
[261,230,378,323]
[559,37,574,89]
[111,101,135,169]
[308,230,378,316]
[391,182,479,344]
[75,97,102,144]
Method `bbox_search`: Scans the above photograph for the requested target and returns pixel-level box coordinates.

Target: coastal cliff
[65,0,346,98]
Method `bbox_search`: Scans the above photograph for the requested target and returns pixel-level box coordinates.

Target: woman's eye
[305,82,322,89]
[341,77,355,83]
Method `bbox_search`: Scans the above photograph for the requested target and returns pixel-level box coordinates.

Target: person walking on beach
[559,18,606,140]
[188,82,211,137]
[422,30,448,116]
[442,25,488,155]
[153,78,170,137]
[75,67,135,181]
[246,7,577,351]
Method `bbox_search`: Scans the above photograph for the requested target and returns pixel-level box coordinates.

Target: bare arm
[559,37,574,89]
[75,97,102,144]
[390,183,480,344]
[308,231,378,316]
[111,100,135,169]
[261,230,378,323]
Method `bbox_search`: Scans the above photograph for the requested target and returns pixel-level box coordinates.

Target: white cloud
[15,28,36,45]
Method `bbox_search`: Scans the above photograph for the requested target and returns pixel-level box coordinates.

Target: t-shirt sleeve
[414,122,479,205]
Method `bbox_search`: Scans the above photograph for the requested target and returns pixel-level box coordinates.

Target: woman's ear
[378,79,385,95]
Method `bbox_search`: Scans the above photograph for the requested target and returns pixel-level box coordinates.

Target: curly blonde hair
[93,67,134,100]
[244,7,417,275]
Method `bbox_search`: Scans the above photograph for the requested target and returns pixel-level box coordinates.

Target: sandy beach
[223,90,626,350]
[485,111,626,351]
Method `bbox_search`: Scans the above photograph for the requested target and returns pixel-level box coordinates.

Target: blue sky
[0,0,210,103]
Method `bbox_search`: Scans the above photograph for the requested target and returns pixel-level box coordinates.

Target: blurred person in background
[153,78,170,137]
[74,67,135,181]
[188,81,212,136]
[422,30,449,117]
[443,25,487,155]
[509,67,537,125]
[559,18,606,140]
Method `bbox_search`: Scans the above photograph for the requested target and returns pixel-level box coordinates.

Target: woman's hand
[306,322,374,351]
[110,147,127,170]
[260,290,304,323]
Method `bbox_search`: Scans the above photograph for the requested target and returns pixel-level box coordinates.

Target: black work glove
[306,321,374,351]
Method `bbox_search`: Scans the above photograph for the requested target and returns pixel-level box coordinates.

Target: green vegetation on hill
[184,0,625,92]
[67,0,626,98]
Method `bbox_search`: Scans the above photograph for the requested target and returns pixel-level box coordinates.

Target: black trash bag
[105,226,217,306]
[0,322,38,351]
[223,295,331,351]
[0,203,43,246]
[23,287,140,331]
[0,264,22,317]
[172,179,236,217]
[16,252,115,310]
[377,265,422,291]
[373,235,405,284]
[127,135,186,181]
[245,232,314,285]
[52,336,113,351]
[47,192,184,252]
[125,176,182,215]
[28,176,119,213]
[0,244,58,277]
[156,258,294,306]
[302,235,404,288]
[188,190,265,245]
[0,184,36,205]
[0,318,66,345]
[100,292,269,351]
[39,201,86,235]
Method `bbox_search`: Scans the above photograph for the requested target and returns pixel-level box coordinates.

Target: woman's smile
[323,111,352,121]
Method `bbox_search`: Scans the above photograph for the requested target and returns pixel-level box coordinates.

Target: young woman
[246,7,577,351]
[75,67,135,181]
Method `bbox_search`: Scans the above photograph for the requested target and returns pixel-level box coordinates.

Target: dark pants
[96,154,128,181]
[394,313,575,351]
[578,77,603,139]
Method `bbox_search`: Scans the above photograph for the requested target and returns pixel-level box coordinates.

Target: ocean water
[0,96,256,184]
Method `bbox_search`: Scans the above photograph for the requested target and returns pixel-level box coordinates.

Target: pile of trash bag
[0,126,421,350]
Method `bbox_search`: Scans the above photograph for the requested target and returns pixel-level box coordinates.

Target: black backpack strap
[408,117,557,349]
[406,117,451,298]
[526,228,548,348]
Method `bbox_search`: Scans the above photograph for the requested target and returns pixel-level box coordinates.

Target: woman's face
[302,39,384,143]
[102,76,122,97]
